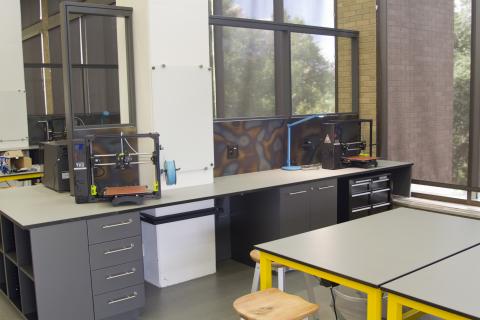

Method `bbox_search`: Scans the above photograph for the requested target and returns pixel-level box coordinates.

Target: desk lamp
[282,114,324,171]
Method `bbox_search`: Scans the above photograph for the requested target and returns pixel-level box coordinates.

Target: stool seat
[233,288,319,320]
[250,250,282,268]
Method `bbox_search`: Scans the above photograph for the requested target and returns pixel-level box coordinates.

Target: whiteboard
[151,65,214,187]
[0,91,29,151]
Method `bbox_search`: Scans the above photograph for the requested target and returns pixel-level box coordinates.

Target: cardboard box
[1,150,32,172]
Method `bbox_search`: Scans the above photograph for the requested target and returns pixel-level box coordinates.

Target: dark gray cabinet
[279,185,310,237]
[308,180,338,230]
[231,179,338,265]
[0,212,145,320]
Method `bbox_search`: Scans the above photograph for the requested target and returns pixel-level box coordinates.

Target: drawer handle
[106,268,136,280]
[372,179,390,183]
[318,185,335,191]
[372,203,391,209]
[351,182,370,187]
[108,291,138,305]
[372,188,390,194]
[353,179,371,184]
[352,206,371,213]
[102,218,133,229]
[352,191,370,197]
[104,243,135,255]
[289,190,307,196]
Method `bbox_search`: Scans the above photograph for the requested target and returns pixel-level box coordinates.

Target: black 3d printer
[320,119,377,170]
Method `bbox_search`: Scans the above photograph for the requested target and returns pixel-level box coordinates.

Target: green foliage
[218,0,335,118]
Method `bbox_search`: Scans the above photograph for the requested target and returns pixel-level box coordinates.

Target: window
[291,33,335,115]
[20,1,123,132]
[381,0,480,205]
[210,0,359,120]
[284,0,335,27]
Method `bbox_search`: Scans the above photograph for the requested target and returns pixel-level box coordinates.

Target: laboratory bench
[0,160,412,320]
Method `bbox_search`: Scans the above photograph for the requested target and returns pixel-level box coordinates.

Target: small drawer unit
[87,212,141,245]
[93,284,145,320]
[348,174,392,221]
[87,212,145,320]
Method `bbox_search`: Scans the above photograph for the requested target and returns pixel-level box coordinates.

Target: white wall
[0,1,29,151]
[118,0,214,188]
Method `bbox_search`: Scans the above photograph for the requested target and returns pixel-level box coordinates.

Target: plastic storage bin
[332,286,388,320]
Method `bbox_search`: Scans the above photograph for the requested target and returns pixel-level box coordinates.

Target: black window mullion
[468,0,480,194]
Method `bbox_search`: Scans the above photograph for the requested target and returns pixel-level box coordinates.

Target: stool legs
[251,263,261,293]
[304,274,322,320]
[277,267,286,291]
[251,263,286,293]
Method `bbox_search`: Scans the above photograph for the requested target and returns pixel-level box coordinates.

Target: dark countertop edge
[3,161,413,229]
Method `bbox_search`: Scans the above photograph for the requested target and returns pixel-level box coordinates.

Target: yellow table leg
[387,293,469,320]
[367,287,383,320]
[257,251,384,320]
[259,251,272,290]
[387,293,403,320]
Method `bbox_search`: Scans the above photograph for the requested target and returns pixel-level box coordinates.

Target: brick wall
[337,0,378,155]
[385,0,454,183]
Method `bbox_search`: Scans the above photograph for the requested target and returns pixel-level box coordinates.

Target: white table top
[383,245,480,318]
[0,160,411,228]
[255,208,480,287]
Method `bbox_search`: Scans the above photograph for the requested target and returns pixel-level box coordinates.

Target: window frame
[378,0,480,206]
[210,0,359,121]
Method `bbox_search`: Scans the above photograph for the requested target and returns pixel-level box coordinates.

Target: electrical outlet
[227,145,239,159]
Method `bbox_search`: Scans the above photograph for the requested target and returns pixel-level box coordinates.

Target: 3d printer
[320,119,377,170]
[72,132,161,205]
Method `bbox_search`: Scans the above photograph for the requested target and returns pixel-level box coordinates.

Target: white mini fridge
[141,200,217,288]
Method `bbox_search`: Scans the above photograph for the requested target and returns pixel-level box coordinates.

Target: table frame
[0,172,43,183]
[387,293,469,320]
[259,251,383,320]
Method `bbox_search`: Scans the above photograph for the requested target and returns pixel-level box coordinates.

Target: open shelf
[0,218,3,253]
[0,252,6,295]
[19,270,37,320]
[0,215,37,320]
[5,258,21,310]
[1,217,16,263]
[15,225,33,278]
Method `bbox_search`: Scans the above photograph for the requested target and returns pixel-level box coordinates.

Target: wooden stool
[233,288,319,320]
[250,250,286,292]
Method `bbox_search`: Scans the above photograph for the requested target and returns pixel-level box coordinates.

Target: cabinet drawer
[309,179,337,191]
[90,236,142,270]
[350,205,370,220]
[94,284,145,320]
[279,183,310,197]
[87,212,141,245]
[91,260,144,295]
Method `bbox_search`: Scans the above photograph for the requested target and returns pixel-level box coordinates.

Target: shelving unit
[0,215,37,320]
[344,173,393,221]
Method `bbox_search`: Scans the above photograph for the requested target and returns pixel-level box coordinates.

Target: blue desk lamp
[282,114,324,171]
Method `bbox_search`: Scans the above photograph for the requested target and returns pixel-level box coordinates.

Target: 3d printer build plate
[103,185,149,197]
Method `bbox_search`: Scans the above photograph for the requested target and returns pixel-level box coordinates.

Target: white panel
[142,215,216,288]
[0,1,25,91]
[0,1,29,151]
[149,0,210,66]
[152,66,214,187]
[142,199,214,217]
[0,91,29,151]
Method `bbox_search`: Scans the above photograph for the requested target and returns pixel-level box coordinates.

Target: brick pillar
[337,0,378,155]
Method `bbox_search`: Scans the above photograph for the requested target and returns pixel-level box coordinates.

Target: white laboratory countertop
[255,208,480,287]
[0,160,411,228]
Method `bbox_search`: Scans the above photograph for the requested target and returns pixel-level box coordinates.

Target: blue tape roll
[164,160,177,185]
